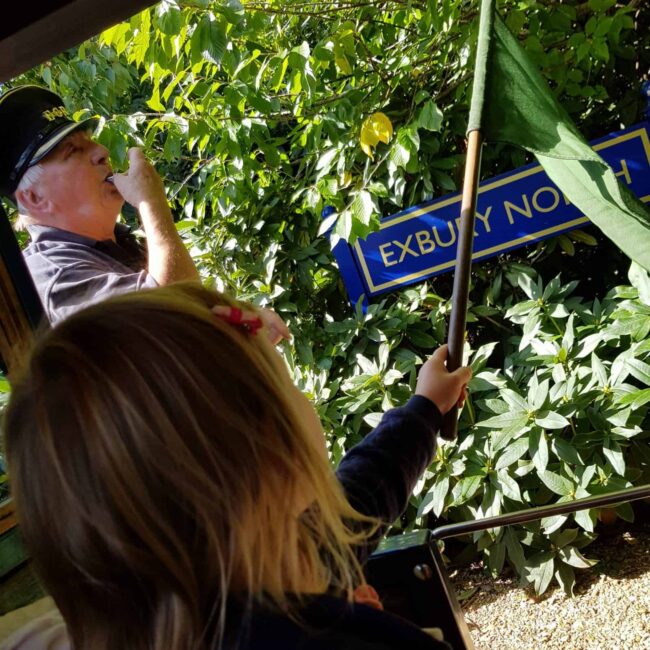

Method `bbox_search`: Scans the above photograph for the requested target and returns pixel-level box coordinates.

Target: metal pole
[432,484,650,540]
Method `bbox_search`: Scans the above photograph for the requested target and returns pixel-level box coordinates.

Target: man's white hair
[14,164,45,231]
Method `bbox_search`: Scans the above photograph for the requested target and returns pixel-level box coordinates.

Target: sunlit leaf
[360,112,394,159]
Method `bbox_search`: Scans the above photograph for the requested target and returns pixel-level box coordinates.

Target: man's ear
[15,187,52,219]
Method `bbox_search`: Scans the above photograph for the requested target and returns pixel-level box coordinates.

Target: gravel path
[450,522,650,650]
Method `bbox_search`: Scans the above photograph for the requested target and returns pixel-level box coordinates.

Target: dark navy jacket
[227,395,449,650]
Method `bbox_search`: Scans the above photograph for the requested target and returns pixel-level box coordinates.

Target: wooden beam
[0,514,17,538]
[0,205,45,539]
[0,0,156,82]
[0,257,32,374]
[0,208,44,363]
[0,1,75,41]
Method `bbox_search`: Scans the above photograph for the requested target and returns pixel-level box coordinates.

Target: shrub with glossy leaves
[1,0,648,594]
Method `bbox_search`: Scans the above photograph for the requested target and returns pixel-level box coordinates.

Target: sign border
[351,125,650,295]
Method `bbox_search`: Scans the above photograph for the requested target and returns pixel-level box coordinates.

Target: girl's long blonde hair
[5,284,375,650]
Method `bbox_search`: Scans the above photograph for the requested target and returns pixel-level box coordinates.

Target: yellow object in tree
[360,112,393,158]
[335,54,352,75]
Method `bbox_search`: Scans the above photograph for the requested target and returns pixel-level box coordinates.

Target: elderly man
[0,85,201,323]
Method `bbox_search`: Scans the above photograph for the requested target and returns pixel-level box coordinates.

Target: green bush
[1,0,648,595]
[279,252,650,596]
[422,260,650,595]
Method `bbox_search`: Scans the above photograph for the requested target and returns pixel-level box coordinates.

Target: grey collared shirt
[23,224,158,324]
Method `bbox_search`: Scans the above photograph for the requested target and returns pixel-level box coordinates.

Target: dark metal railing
[432,484,650,540]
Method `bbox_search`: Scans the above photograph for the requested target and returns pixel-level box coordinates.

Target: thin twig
[170,156,218,199]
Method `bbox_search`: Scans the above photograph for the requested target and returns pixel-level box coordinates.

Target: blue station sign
[332,122,650,306]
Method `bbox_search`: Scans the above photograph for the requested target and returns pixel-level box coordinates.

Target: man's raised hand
[112,148,169,215]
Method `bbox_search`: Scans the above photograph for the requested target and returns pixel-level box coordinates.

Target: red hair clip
[212,305,263,336]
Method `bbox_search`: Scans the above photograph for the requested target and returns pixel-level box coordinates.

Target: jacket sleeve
[335,395,442,529]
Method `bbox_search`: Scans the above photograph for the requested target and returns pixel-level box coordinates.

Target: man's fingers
[113,148,145,179]
[127,147,147,167]
[267,326,283,345]
[274,319,291,341]
[261,309,292,343]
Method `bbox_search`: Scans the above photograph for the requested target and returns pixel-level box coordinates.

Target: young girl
[4,283,470,650]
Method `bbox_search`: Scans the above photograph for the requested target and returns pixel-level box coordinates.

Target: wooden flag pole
[439,129,483,440]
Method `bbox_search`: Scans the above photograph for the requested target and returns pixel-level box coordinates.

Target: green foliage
[1,0,648,596]
[7,0,646,251]
[420,261,650,595]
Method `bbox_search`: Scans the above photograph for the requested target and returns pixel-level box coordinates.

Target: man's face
[35,129,123,228]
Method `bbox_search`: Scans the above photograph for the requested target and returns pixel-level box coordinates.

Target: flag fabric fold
[468,0,650,271]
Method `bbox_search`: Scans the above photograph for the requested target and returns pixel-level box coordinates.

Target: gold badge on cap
[42,106,68,122]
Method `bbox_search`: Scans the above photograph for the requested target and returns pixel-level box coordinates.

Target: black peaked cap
[0,85,98,196]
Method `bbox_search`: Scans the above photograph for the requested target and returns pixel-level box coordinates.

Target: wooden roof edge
[0,0,156,83]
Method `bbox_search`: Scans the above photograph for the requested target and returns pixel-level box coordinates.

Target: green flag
[468,0,650,271]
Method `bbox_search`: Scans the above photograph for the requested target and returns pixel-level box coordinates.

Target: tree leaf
[363,412,383,428]
[535,411,570,429]
[558,546,597,569]
[542,513,568,534]
[495,438,529,470]
[418,474,449,518]
[628,261,650,306]
[625,358,650,386]
[383,368,403,386]
[360,112,393,158]
[555,563,576,596]
[198,15,227,64]
[591,353,609,387]
[496,469,522,501]
[574,508,596,532]
[316,148,338,171]
[540,470,573,496]
[603,440,626,476]
[529,428,549,473]
[534,554,556,595]
[478,412,529,430]
[617,388,650,409]
[530,377,549,410]
[562,314,575,350]
[552,438,583,466]
[417,100,443,131]
[504,528,526,574]
[147,85,165,111]
[487,539,506,576]
[500,388,529,411]
[450,474,483,506]
[349,190,376,226]
[553,527,579,549]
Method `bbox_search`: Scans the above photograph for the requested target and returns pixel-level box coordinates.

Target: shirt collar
[27,222,131,245]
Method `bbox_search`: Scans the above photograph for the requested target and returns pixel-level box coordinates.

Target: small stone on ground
[450,521,650,650]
